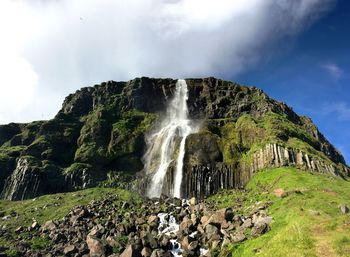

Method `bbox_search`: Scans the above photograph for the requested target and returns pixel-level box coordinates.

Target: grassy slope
[1,168,350,256]
[208,167,350,257]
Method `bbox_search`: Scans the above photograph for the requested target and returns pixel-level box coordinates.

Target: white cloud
[323,102,350,120]
[0,0,336,124]
[322,63,343,79]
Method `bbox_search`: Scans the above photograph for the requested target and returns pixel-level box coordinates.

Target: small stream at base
[157,200,209,257]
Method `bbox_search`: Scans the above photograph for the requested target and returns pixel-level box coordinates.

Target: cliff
[0,77,348,200]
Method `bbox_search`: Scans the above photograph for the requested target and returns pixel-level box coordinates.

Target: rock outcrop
[0,77,348,200]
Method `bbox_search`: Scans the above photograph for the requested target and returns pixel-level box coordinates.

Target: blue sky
[235,0,350,163]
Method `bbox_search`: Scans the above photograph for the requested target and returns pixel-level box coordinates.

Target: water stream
[146,79,192,198]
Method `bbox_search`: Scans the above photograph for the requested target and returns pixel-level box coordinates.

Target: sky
[0,0,349,162]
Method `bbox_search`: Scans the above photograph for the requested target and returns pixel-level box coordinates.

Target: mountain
[0,77,349,201]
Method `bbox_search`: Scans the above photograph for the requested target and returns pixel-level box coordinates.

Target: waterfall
[145,79,192,198]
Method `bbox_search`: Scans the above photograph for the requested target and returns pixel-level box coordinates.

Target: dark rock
[224,208,234,222]
[120,244,142,257]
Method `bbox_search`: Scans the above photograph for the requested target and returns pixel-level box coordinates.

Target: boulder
[205,224,220,241]
[224,208,234,222]
[232,231,246,243]
[42,220,57,232]
[86,235,106,257]
[120,244,142,257]
[141,247,152,257]
[63,245,77,255]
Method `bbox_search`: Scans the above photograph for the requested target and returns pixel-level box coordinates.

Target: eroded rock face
[0,156,65,200]
[0,77,348,200]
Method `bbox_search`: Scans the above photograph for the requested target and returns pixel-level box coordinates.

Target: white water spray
[146,79,192,198]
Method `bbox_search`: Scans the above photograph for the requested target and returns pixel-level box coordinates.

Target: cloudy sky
[0,0,349,162]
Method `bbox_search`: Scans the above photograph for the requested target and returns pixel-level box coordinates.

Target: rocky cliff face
[0,77,348,200]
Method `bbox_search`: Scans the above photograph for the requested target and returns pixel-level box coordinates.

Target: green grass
[207,167,350,257]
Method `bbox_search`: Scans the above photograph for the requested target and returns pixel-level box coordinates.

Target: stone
[63,245,77,255]
[273,188,286,198]
[188,241,199,251]
[86,235,106,257]
[31,221,39,229]
[141,247,152,257]
[141,233,158,249]
[189,197,197,206]
[122,202,130,209]
[15,226,24,234]
[251,216,272,237]
[232,232,246,243]
[340,204,349,214]
[180,217,194,231]
[159,234,170,248]
[120,244,142,257]
[88,224,105,237]
[205,224,220,241]
[147,215,158,224]
[42,220,57,231]
[241,218,252,228]
[224,208,234,222]
[150,249,171,257]
[308,210,320,216]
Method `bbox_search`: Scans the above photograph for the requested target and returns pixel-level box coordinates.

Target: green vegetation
[207,167,350,257]
[217,112,337,169]
[110,110,157,156]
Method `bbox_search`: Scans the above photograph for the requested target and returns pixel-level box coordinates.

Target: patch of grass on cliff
[207,167,350,257]
[0,187,141,249]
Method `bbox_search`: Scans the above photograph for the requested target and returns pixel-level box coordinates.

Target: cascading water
[145,79,192,198]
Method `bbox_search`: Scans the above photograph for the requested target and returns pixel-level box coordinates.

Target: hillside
[0,77,348,201]
[0,167,349,256]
